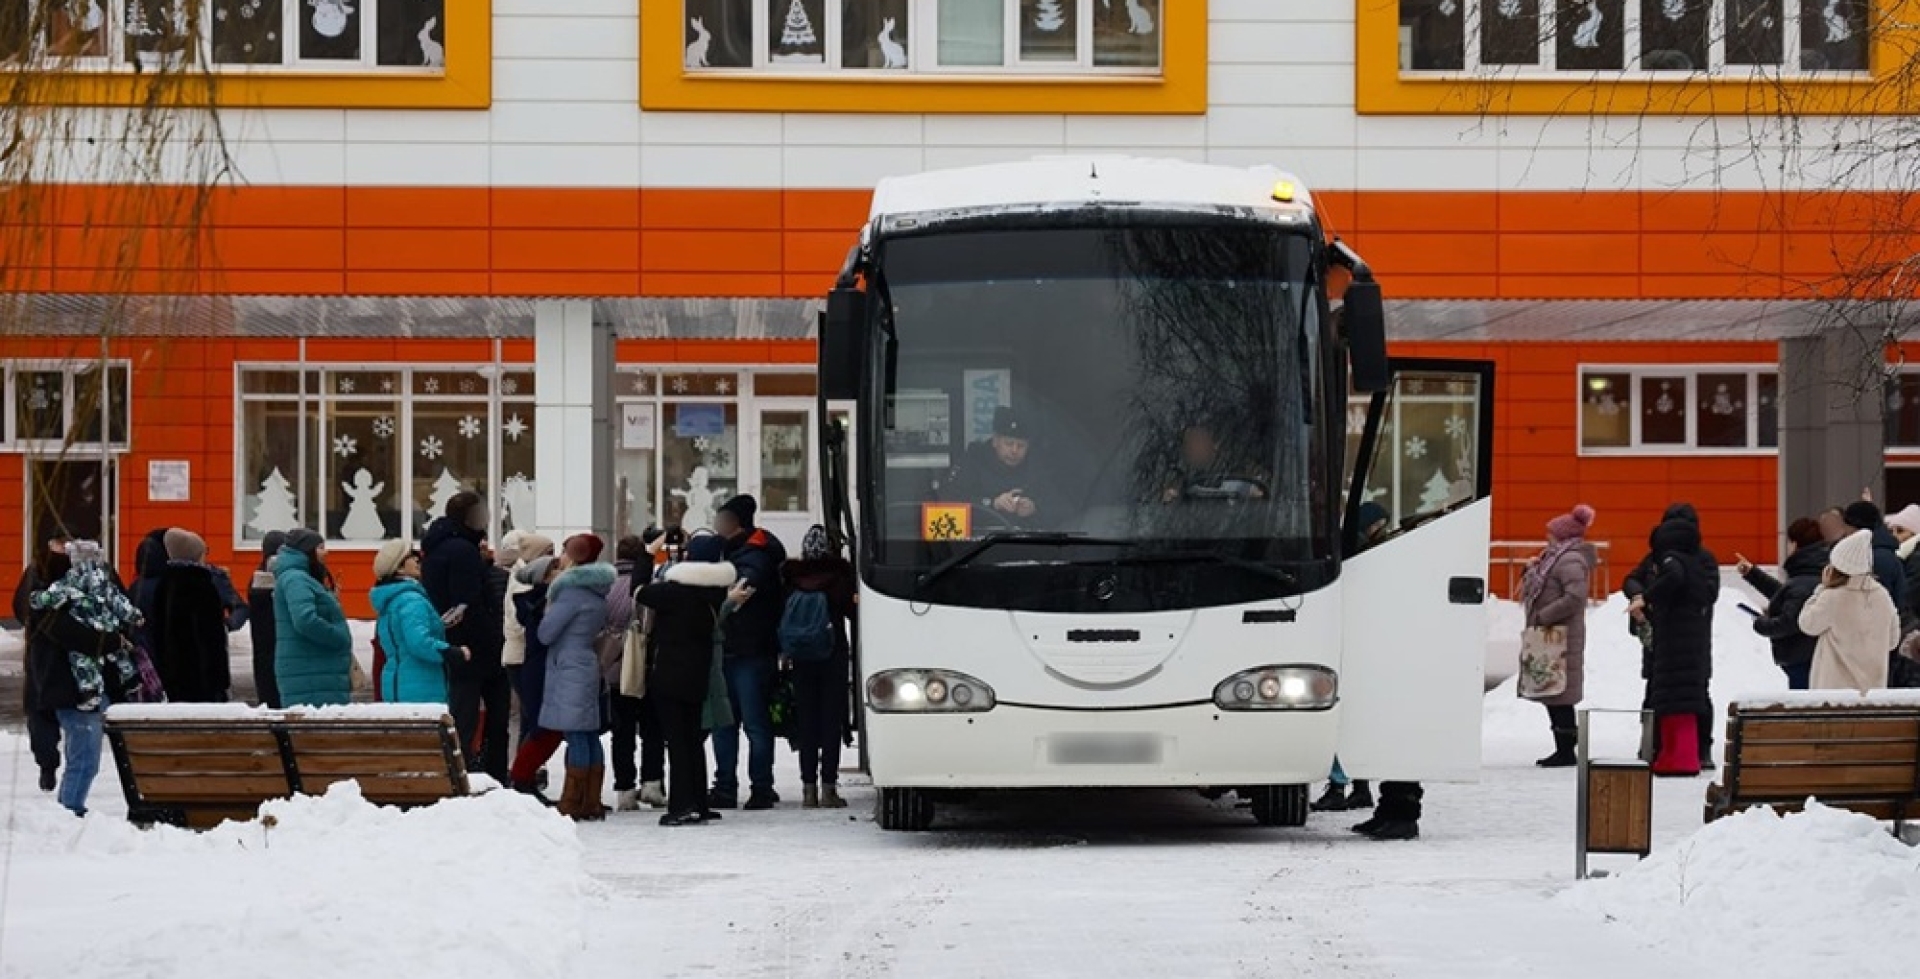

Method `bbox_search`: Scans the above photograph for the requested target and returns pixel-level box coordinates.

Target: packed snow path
[1,589,1914,979]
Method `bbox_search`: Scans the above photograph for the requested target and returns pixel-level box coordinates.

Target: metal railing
[1490,540,1613,603]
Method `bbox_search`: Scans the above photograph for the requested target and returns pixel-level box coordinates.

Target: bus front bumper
[863,703,1338,790]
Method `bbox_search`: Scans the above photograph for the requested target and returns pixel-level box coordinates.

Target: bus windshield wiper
[1091,548,1299,587]
[916,532,1131,592]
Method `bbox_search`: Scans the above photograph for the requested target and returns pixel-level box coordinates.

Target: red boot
[1651,712,1701,777]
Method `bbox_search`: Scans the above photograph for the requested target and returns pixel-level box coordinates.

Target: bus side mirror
[821,287,867,401]
[1345,280,1390,394]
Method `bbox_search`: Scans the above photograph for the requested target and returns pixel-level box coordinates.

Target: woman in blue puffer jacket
[538,535,616,822]
[273,530,354,707]
[370,539,469,705]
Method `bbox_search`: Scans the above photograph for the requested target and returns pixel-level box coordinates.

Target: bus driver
[941,406,1053,525]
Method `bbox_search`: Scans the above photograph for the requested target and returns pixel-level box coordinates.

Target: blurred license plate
[1046,734,1163,765]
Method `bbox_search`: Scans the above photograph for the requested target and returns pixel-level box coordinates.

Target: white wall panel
[1065,115,1207,148]
[1207,106,1358,149]
[492,143,641,187]
[345,111,493,144]
[494,58,634,103]
[640,111,784,146]
[1210,22,1354,65]
[922,145,1079,171]
[782,145,926,187]
[491,102,643,144]
[494,16,639,60]
[1210,65,1355,107]
[226,109,347,144]
[228,141,350,186]
[1211,0,1354,23]
[1205,148,1358,192]
[1357,148,1502,191]
[923,115,1067,145]
[781,114,924,147]
[1496,146,1644,192]
[345,141,490,185]
[640,145,782,187]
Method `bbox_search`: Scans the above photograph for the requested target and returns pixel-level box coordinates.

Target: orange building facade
[3,1,1912,612]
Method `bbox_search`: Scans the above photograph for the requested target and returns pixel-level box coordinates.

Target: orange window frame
[5,0,490,109]
[1356,0,1920,115]
[641,0,1206,114]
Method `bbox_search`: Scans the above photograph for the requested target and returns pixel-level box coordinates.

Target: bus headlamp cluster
[1213,666,1337,711]
[868,670,996,714]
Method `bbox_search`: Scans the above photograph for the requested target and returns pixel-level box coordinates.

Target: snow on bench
[105,703,453,723]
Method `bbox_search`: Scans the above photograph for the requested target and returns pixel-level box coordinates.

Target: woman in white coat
[1799,529,1901,693]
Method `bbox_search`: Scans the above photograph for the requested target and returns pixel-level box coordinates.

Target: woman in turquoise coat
[272,530,355,707]
[370,539,469,704]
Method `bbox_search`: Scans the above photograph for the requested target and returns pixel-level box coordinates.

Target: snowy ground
[0,582,1914,978]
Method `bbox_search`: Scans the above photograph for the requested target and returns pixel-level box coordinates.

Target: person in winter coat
[468,538,514,782]
[1641,514,1719,777]
[1800,529,1902,693]
[1624,502,1720,769]
[711,494,787,811]
[30,541,143,816]
[538,553,617,822]
[247,530,286,708]
[607,534,668,812]
[272,529,355,707]
[1519,505,1597,768]
[1887,504,1920,613]
[370,539,469,705]
[637,533,753,826]
[148,529,232,703]
[502,531,555,745]
[128,527,171,627]
[1736,518,1828,690]
[15,536,70,792]
[507,553,565,802]
[1841,501,1908,614]
[419,492,510,780]
[781,525,857,809]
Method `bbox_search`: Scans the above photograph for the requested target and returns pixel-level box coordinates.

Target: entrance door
[25,458,116,566]
[748,401,818,553]
[1336,360,1495,783]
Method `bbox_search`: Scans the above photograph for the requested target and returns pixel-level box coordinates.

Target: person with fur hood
[1639,509,1719,777]
[538,534,617,821]
[635,532,753,826]
[1799,529,1902,693]
[1518,505,1596,769]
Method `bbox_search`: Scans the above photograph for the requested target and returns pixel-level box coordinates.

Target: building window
[683,0,1160,74]
[0,361,131,451]
[237,364,532,547]
[1578,366,1779,453]
[1399,0,1867,75]
[0,0,446,71]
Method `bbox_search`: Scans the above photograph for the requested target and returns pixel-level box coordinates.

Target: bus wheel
[1249,785,1309,827]
[878,788,935,831]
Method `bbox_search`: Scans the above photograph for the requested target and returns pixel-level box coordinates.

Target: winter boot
[1651,713,1702,778]
[744,788,779,811]
[514,779,556,808]
[616,789,639,812]
[1346,780,1374,810]
[577,765,608,821]
[38,767,56,793]
[1361,819,1420,841]
[1349,813,1387,836]
[820,784,848,809]
[1310,783,1349,811]
[1537,728,1579,768]
[707,788,739,810]
[554,768,585,819]
[660,810,706,827]
[802,784,821,809]
[639,780,669,808]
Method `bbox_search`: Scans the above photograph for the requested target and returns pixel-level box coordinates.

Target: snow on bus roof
[869,156,1312,220]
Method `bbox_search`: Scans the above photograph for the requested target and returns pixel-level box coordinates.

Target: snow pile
[1563,803,1920,978]
[1,781,593,979]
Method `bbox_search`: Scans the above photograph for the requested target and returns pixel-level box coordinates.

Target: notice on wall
[622,403,656,450]
[962,369,1011,445]
[148,460,190,502]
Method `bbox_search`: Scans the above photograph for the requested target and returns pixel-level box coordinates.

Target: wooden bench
[1704,697,1920,834]
[104,704,472,830]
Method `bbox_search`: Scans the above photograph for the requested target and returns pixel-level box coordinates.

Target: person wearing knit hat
[151,526,234,703]
[369,538,464,706]
[707,493,788,811]
[162,528,207,565]
[30,539,144,816]
[1799,529,1902,693]
[1837,500,1909,612]
[1518,505,1597,769]
[717,494,758,532]
[271,527,354,707]
[563,533,605,567]
[248,531,288,708]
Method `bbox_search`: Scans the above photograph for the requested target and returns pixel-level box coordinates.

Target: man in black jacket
[149,529,232,703]
[1736,518,1827,691]
[421,491,510,782]
[13,536,68,791]
[710,494,787,811]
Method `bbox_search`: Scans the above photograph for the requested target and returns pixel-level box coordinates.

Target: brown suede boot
[554,767,584,819]
[576,765,608,822]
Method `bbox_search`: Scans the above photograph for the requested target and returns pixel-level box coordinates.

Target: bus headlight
[1213,666,1337,711]
[868,670,995,714]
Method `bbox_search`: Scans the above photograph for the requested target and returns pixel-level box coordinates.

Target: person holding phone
[1799,529,1902,693]
[1737,517,1827,690]
[420,491,510,781]
[370,540,468,705]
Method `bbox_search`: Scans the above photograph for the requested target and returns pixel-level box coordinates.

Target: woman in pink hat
[1518,505,1597,768]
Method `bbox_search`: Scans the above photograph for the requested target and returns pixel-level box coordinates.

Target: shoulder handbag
[618,606,652,699]
[1516,577,1570,701]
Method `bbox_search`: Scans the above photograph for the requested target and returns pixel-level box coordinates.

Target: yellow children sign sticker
[921,503,973,542]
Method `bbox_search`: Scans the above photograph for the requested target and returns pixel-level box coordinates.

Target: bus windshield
[865,222,1333,610]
